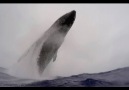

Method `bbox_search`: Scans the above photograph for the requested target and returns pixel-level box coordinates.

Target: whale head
[52,10,76,35]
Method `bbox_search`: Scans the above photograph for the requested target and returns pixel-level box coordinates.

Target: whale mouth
[58,10,76,27]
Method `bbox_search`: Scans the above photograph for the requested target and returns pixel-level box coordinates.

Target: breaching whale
[18,10,76,74]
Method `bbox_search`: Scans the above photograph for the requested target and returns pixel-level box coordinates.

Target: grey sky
[0,4,129,78]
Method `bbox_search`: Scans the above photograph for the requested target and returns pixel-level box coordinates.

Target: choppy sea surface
[0,67,129,87]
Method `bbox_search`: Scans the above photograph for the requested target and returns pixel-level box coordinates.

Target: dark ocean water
[0,67,129,87]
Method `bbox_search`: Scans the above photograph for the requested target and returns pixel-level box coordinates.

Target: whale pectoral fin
[53,52,57,62]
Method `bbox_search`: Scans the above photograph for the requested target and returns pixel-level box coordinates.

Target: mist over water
[7,22,70,80]
[0,4,129,80]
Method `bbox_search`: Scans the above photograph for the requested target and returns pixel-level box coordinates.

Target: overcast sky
[0,4,129,79]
